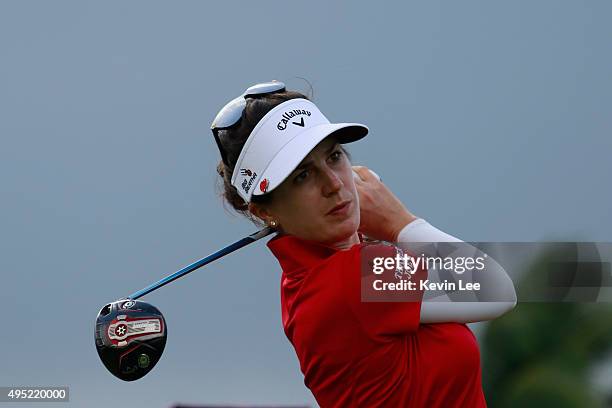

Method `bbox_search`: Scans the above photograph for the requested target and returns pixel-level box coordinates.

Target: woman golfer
[211,81,517,407]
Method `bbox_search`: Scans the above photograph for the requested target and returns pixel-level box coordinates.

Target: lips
[327,200,351,215]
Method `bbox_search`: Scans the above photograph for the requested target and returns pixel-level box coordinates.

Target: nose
[321,166,343,197]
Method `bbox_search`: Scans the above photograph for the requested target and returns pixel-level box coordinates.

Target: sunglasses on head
[211,80,286,166]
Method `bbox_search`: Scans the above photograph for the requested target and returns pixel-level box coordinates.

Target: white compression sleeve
[397,219,517,324]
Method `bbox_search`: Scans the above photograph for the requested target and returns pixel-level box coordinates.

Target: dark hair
[215,90,310,224]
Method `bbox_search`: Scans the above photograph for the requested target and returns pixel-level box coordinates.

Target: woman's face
[251,136,360,247]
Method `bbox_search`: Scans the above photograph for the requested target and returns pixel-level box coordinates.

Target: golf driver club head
[95,299,167,381]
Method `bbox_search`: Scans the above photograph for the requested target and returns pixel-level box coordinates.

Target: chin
[321,218,359,244]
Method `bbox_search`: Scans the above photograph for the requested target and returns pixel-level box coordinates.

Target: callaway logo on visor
[277,109,311,130]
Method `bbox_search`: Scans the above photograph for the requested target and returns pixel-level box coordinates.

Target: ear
[248,202,275,225]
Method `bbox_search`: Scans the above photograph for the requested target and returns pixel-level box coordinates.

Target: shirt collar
[267,232,364,276]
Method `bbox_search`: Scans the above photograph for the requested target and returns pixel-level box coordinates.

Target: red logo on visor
[259,179,269,193]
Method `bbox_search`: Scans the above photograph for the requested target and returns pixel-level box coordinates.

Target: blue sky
[1,1,610,407]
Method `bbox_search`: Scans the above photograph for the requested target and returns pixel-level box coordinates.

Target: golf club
[95,227,274,381]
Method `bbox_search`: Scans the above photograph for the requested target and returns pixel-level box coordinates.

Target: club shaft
[127,227,274,300]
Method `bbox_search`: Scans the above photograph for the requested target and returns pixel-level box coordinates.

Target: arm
[353,166,517,324]
[397,218,517,323]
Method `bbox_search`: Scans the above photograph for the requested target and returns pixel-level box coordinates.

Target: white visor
[230,98,368,203]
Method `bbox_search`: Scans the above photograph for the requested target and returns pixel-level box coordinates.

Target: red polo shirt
[267,234,487,408]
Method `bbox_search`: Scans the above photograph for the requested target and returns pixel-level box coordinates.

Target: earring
[269,220,278,228]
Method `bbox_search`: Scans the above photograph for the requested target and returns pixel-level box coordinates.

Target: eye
[329,150,343,162]
[294,169,309,183]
